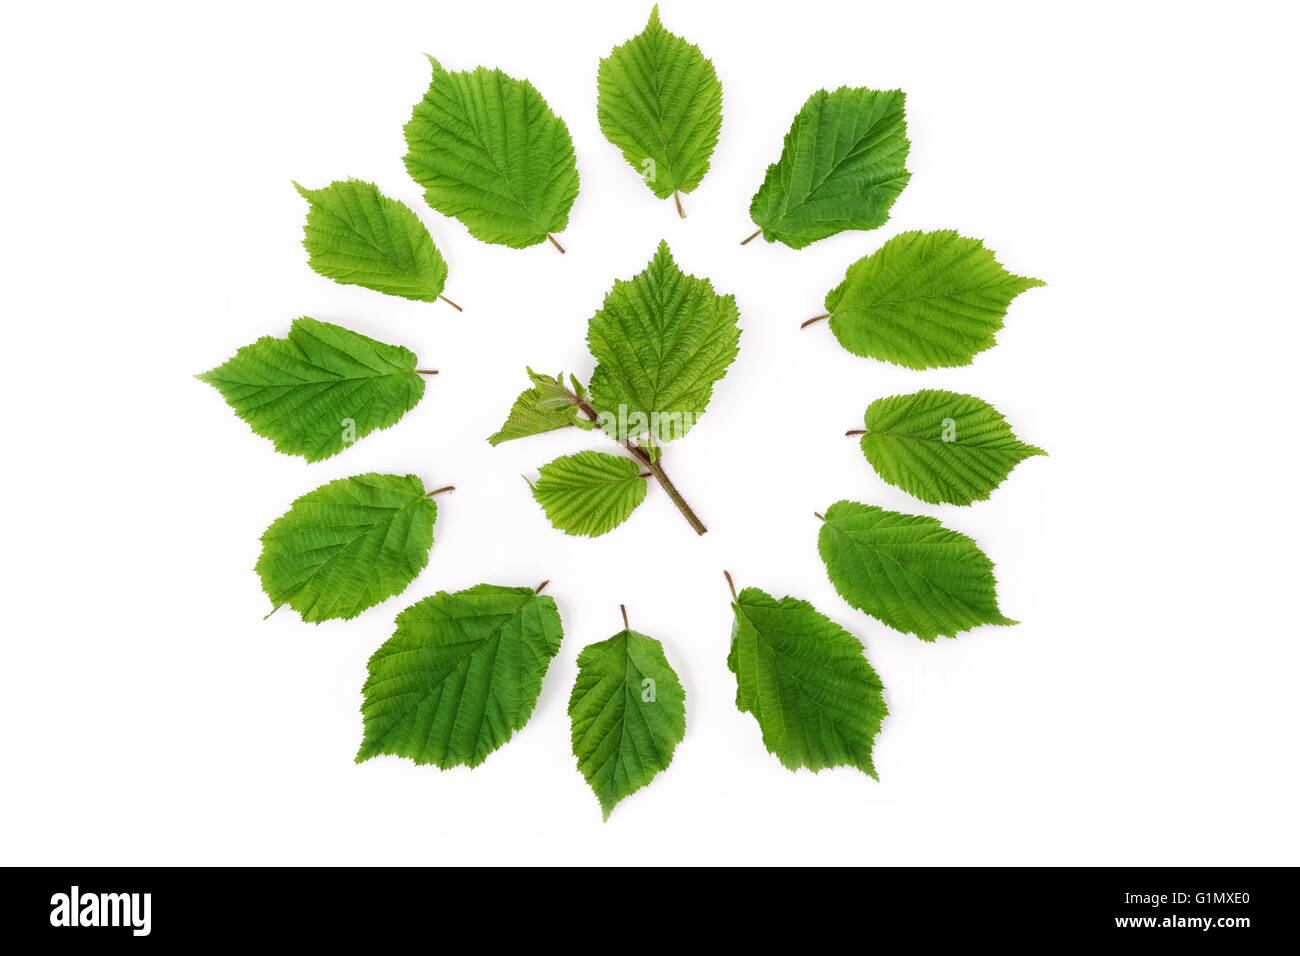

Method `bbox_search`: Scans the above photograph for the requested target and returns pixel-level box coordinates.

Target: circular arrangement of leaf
[197,5,1046,820]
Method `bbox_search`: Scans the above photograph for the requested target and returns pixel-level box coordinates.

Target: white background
[2,0,1297,866]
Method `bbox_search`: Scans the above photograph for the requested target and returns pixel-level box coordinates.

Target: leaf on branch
[728,586,886,776]
[817,500,1016,640]
[824,230,1044,368]
[488,368,582,446]
[569,625,686,819]
[357,584,563,768]
[197,317,427,462]
[748,87,910,249]
[587,240,740,443]
[597,5,722,205]
[529,451,648,537]
[257,473,438,623]
[294,179,450,302]
[403,57,580,249]
[859,389,1047,505]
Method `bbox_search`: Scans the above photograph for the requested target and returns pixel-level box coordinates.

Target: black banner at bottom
[8,866,1290,944]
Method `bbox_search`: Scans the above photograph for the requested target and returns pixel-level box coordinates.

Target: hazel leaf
[197,317,428,462]
[858,389,1046,505]
[403,58,579,250]
[748,87,910,249]
[823,230,1044,368]
[294,179,452,303]
[257,473,439,623]
[818,500,1017,640]
[358,584,563,768]
[728,586,887,776]
[569,625,686,819]
[529,451,648,537]
[597,5,722,209]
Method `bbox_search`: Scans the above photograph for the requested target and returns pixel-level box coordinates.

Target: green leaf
[257,473,438,623]
[597,5,722,207]
[487,368,580,446]
[197,317,427,462]
[530,451,647,537]
[817,500,1016,641]
[748,87,910,249]
[357,584,563,768]
[293,179,450,303]
[859,389,1047,505]
[569,625,686,819]
[587,240,740,443]
[403,57,580,249]
[824,230,1045,368]
[727,586,886,776]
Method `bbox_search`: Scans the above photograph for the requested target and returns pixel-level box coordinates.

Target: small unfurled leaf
[748,87,910,249]
[597,5,722,209]
[817,500,1016,640]
[823,230,1044,368]
[403,57,580,250]
[728,586,886,776]
[587,240,740,443]
[488,368,580,446]
[197,317,428,462]
[257,473,438,623]
[859,389,1047,505]
[529,374,580,411]
[357,584,563,768]
[530,451,647,537]
[294,179,450,302]
[569,625,685,819]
